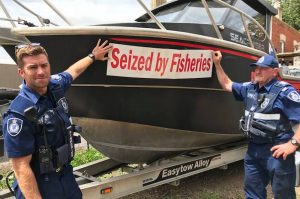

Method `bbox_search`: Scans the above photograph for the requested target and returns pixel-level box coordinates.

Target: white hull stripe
[245,110,280,120]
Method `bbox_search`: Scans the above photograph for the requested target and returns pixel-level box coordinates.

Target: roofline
[256,0,278,15]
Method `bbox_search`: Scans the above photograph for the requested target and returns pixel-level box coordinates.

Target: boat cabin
[137,0,277,53]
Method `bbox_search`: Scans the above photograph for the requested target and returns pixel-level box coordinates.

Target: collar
[20,81,43,104]
[255,78,277,92]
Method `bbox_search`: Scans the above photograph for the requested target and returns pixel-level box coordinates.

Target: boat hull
[74,117,244,163]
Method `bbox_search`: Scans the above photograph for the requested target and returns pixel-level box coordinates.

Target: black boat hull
[74,117,244,163]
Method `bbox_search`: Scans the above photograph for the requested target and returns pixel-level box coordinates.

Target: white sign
[107,43,212,79]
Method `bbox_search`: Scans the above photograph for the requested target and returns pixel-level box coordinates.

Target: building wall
[151,0,167,9]
[272,17,300,53]
[0,63,22,89]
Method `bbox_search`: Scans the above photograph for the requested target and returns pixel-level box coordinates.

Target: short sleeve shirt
[3,72,72,158]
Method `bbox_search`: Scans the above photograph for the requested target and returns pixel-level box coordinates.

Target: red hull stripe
[112,37,259,61]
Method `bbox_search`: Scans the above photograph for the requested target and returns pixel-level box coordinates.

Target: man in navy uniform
[212,51,300,199]
[2,40,112,199]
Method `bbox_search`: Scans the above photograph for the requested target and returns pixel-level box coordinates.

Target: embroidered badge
[287,91,300,102]
[260,98,270,109]
[7,118,23,136]
[51,74,62,81]
[58,97,68,113]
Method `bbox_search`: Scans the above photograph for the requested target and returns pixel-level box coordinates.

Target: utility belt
[239,116,292,143]
[38,124,81,175]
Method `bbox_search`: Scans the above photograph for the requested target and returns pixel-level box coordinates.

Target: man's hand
[212,50,222,66]
[271,141,298,160]
[92,39,113,61]
[211,50,232,92]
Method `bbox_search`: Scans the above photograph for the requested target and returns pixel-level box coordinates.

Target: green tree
[266,0,300,31]
[281,0,300,31]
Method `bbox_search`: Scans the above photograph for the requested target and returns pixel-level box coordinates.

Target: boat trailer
[77,142,248,199]
[1,140,300,198]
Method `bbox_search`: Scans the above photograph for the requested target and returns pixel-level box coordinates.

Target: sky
[0,0,157,62]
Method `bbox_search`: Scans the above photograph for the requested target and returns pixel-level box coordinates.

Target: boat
[0,0,293,163]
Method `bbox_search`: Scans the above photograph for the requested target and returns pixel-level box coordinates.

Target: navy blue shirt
[232,78,300,141]
[3,72,73,158]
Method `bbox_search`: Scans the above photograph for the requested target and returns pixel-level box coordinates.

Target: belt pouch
[55,144,71,167]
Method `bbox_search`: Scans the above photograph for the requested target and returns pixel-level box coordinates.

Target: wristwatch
[88,53,95,61]
[291,138,300,147]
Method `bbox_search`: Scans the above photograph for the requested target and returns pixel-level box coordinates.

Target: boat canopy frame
[0,0,276,56]
[137,0,277,57]
[213,0,276,57]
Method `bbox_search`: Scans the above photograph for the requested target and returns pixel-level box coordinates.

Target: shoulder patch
[51,74,62,81]
[287,91,300,102]
[58,97,69,113]
[7,118,23,136]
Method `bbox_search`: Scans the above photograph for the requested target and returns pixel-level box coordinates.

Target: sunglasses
[15,43,41,54]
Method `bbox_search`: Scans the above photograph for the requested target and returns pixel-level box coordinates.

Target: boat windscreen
[146,0,268,51]
[208,0,269,51]
[147,1,212,24]
[231,0,266,30]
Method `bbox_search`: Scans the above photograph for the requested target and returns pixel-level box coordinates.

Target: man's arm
[65,39,113,81]
[11,155,42,199]
[212,51,233,92]
[271,124,300,160]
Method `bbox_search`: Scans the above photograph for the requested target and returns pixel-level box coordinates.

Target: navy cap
[250,54,279,68]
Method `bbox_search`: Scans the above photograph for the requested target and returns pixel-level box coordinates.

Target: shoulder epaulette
[274,81,290,88]
[242,81,253,86]
[8,94,35,116]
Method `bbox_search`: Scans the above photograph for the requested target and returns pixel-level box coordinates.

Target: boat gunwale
[11,26,264,57]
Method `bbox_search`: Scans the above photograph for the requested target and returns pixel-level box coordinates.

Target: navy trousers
[244,142,296,199]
